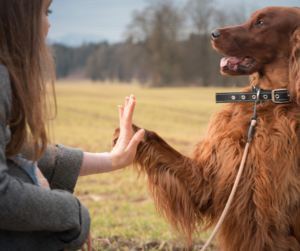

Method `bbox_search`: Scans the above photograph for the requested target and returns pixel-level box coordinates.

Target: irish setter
[113,6,300,251]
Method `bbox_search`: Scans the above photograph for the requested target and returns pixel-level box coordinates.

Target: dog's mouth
[220,56,256,72]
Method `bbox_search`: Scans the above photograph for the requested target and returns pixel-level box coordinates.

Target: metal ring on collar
[256,87,261,102]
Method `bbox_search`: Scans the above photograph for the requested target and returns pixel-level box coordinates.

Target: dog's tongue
[220,57,244,68]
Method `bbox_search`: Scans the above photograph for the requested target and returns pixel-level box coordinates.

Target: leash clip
[250,87,261,121]
[248,87,261,142]
[253,86,261,103]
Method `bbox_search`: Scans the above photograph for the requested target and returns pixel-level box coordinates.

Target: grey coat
[0,62,90,251]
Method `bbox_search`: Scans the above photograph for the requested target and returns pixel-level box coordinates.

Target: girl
[0,0,145,250]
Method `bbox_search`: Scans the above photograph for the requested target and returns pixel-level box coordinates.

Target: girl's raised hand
[110,95,145,171]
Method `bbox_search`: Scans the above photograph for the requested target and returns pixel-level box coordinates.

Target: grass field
[53,81,240,250]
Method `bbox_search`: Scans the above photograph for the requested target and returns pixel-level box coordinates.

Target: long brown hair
[0,0,56,161]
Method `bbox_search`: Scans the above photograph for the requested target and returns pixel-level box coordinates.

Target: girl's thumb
[128,129,145,150]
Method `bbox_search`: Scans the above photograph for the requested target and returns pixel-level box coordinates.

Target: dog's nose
[211,30,221,40]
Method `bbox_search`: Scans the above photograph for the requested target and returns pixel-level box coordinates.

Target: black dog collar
[216,86,291,104]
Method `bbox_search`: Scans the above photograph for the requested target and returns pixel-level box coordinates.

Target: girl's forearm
[79,152,111,176]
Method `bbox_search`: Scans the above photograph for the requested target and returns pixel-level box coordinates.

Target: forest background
[51,0,255,87]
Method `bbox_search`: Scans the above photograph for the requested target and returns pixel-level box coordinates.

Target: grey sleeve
[38,144,83,193]
[0,63,90,250]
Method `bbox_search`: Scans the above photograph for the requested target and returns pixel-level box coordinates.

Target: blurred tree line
[52,0,253,87]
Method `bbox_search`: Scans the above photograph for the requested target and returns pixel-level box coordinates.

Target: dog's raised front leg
[111,125,212,246]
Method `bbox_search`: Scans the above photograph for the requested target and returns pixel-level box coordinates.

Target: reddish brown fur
[113,7,300,251]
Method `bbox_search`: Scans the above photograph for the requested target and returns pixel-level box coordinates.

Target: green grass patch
[53,81,241,249]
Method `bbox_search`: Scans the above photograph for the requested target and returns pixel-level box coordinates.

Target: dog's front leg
[112,125,209,247]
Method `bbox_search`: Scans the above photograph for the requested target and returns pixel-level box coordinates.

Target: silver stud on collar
[252,95,256,100]
[231,95,236,100]
[263,95,268,99]
[275,94,280,99]
[241,95,246,100]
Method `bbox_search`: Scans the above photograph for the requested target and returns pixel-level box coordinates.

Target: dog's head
[212,6,300,101]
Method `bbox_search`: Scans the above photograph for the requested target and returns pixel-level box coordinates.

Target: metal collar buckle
[271,89,291,103]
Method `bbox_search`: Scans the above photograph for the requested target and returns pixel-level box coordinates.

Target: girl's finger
[124,94,135,110]
[126,129,145,152]
[118,105,124,127]
[124,95,135,113]
[122,99,135,131]
[118,95,136,145]
[122,97,130,124]
[125,96,130,108]
[130,94,135,101]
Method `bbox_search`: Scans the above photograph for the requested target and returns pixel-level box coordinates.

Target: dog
[112,6,300,251]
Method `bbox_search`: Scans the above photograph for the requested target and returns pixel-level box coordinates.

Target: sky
[48,0,300,47]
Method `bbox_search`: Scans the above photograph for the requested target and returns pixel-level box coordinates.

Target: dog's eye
[255,21,266,27]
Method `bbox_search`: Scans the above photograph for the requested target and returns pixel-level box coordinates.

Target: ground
[54,80,235,250]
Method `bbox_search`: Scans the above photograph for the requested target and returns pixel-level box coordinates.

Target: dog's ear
[289,27,300,104]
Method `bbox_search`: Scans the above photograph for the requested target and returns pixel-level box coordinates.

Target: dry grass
[53,80,240,250]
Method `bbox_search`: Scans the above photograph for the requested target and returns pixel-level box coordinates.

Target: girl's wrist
[110,153,123,171]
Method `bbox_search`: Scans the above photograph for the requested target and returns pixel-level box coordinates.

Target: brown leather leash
[200,86,290,251]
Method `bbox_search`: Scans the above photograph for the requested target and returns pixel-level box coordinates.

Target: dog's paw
[111,124,143,148]
[111,127,120,148]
